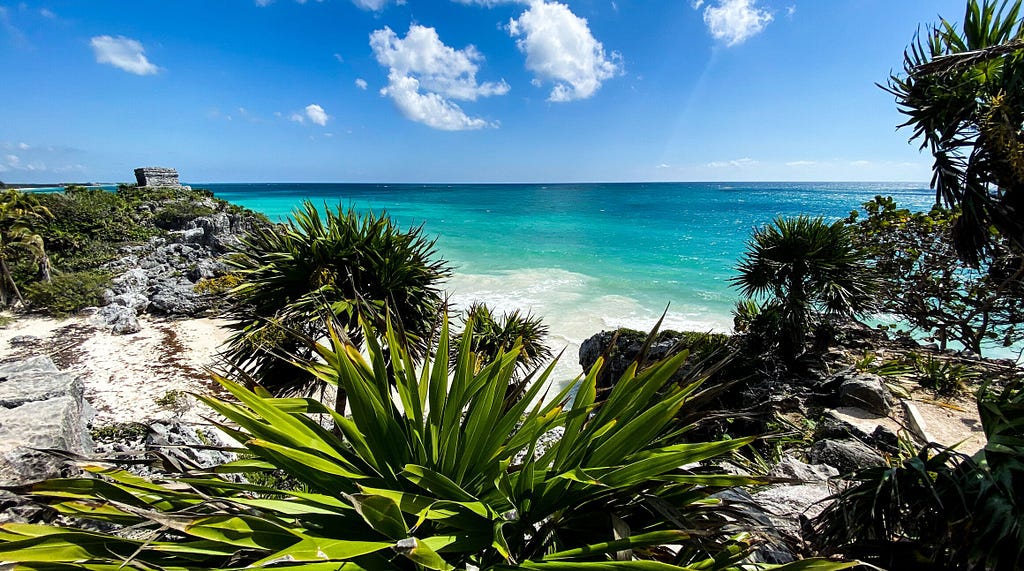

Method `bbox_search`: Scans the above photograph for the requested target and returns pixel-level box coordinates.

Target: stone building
[134,167,186,189]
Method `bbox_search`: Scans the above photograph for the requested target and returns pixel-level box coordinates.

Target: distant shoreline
[4,183,112,191]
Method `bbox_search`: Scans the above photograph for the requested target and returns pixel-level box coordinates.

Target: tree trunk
[38,254,52,283]
[0,256,22,307]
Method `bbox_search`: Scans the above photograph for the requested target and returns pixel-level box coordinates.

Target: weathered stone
[0,357,93,487]
[112,267,149,296]
[808,439,885,474]
[768,455,839,482]
[134,167,184,189]
[8,335,41,347]
[169,227,205,245]
[839,373,893,415]
[111,292,150,312]
[89,304,141,335]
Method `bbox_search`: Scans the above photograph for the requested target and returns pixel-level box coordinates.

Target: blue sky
[1,0,965,183]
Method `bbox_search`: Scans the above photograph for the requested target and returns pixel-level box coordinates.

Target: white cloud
[355,78,368,90]
[39,8,56,18]
[850,160,871,167]
[17,142,29,150]
[698,0,773,47]
[657,163,671,169]
[5,155,19,167]
[371,25,509,101]
[381,73,491,131]
[90,35,160,75]
[334,53,344,63]
[451,0,524,5]
[707,157,757,168]
[352,0,404,10]
[370,24,506,130]
[785,160,816,167]
[290,104,330,126]
[786,5,796,17]
[508,1,622,102]
[305,103,329,126]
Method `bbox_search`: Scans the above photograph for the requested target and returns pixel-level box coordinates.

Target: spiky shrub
[731,216,874,363]
[813,379,1024,570]
[222,201,451,395]
[0,319,854,571]
[452,302,552,402]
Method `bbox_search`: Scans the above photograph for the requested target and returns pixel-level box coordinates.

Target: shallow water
[202,181,936,385]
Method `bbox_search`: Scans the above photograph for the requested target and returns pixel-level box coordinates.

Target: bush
[152,202,216,230]
[23,270,111,316]
[0,318,854,571]
[193,272,243,295]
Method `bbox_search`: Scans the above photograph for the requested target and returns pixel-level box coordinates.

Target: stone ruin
[134,167,188,189]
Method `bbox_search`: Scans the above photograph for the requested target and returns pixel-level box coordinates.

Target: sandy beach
[0,314,232,425]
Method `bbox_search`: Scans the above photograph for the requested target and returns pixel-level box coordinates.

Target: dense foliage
[452,302,552,398]
[223,201,452,396]
[731,216,874,363]
[812,379,1024,570]
[0,318,853,571]
[848,196,1024,354]
[0,189,52,307]
[885,0,1024,264]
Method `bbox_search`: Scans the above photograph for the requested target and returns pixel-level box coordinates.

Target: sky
[0,0,969,183]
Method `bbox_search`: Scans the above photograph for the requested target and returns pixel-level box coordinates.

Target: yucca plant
[0,317,854,571]
[222,200,451,395]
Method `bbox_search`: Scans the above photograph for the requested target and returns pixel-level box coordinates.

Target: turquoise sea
[200,181,935,380]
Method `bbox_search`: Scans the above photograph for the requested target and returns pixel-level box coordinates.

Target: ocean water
[202,181,935,384]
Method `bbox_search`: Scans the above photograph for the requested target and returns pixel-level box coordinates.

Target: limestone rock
[808,438,885,474]
[0,357,94,487]
[89,304,141,335]
[768,455,839,482]
[839,373,893,415]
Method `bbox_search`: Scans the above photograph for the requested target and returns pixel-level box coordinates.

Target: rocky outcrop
[838,372,893,415]
[98,212,258,323]
[134,167,186,189]
[0,357,94,487]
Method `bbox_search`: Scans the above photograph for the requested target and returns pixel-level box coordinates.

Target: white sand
[0,314,232,425]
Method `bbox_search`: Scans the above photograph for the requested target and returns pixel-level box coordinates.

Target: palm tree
[453,302,552,403]
[885,0,1024,265]
[730,216,873,362]
[222,201,451,398]
[0,189,53,307]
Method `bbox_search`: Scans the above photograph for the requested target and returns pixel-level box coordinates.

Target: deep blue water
[197,181,935,379]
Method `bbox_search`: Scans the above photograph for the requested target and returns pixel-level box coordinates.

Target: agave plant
[222,200,451,396]
[0,317,853,571]
[731,216,874,363]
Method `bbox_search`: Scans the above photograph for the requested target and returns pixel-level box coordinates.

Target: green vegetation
[885,0,1024,264]
[193,271,244,294]
[22,270,111,317]
[89,421,149,441]
[0,317,853,571]
[0,188,53,307]
[813,379,1024,570]
[222,200,452,396]
[452,302,552,398]
[731,215,873,363]
[848,196,1024,354]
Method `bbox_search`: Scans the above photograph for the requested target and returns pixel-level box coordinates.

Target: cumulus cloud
[355,78,368,90]
[291,103,330,126]
[508,1,622,102]
[698,0,773,47]
[90,35,160,75]
[370,24,507,130]
[707,157,757,168]
[352,0,404,10]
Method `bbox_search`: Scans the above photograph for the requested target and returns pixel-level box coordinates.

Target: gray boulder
[89,304,141,335]
[0,357,94,487]
[768,454,839,482]
[111,267,149,296]
[839,373,893,416]
[808,439,885,474]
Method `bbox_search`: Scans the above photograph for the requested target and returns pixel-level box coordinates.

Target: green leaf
[346,493,409,540]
